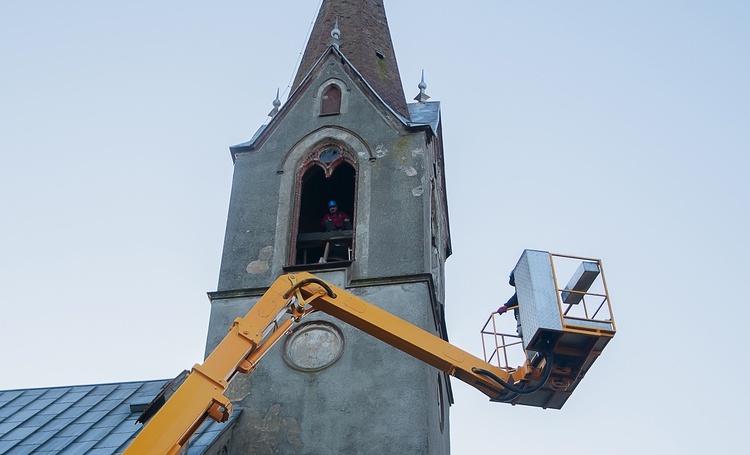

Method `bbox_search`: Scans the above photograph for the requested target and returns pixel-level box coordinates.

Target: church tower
[205,1,452,452]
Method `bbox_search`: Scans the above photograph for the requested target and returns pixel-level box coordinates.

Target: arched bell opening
[291,145,357,266]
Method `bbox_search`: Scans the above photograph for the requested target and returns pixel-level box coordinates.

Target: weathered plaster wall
[214,278,450,455]
[216,53,431,292]
[208,51,451,454]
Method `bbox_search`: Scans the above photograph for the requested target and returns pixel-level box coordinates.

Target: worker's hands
[496,305,508,315]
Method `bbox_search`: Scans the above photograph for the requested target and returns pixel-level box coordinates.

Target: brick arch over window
[291,143,357,265]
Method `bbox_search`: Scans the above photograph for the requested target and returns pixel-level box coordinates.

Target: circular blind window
[283,321,345,372]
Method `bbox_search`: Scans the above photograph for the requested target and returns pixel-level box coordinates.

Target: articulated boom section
[124,276,303,454]
[126,259,615,454]
[288,274,541,400]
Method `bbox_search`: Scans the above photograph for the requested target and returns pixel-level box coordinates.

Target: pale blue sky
[1,1,748,453]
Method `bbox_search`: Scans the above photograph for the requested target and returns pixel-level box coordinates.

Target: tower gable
[233,46,410,158]
[218,50,436,292]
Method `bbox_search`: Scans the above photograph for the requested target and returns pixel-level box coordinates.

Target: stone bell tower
[205,1,452,453]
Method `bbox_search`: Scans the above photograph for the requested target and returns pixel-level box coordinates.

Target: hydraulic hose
[283,277,337,299]
[472,344,554,395]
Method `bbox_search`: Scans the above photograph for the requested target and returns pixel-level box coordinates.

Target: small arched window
[320,85,341,116]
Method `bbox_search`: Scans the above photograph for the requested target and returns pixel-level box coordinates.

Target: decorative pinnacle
[268,88,281,117]
[329,17,342,48]
[331,17,340,39]
[413,70,430,103]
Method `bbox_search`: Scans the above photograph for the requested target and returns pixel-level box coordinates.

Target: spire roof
[293,0,409,118]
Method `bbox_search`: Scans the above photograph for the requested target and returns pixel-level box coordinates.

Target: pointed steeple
[293,0,409,119]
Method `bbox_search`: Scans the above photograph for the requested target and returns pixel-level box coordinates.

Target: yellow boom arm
[124,272,541,454]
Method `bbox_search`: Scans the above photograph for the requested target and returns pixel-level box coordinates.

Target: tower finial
[413,70,430,103]
[329,17,341,49]
[268,88,281,117]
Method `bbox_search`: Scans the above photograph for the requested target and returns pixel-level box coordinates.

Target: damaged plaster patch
[400,165,417,177]
[412,186,424,196]
[411,148,424,157]
[375,144,387,158]
[243,404,303,452]
[246,245,274,274]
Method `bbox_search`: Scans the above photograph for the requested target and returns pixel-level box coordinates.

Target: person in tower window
[321,200,352,231]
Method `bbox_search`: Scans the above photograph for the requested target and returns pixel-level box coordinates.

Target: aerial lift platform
[482,251,615,408]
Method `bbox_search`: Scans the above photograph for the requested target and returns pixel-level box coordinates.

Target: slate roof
[408,101,441,136]
[0,379,237,454]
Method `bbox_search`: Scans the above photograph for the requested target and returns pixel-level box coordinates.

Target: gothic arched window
[320,85,342,116]
[291,144,356,266]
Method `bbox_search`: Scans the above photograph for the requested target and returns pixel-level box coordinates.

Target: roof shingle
[0,380,237,454]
